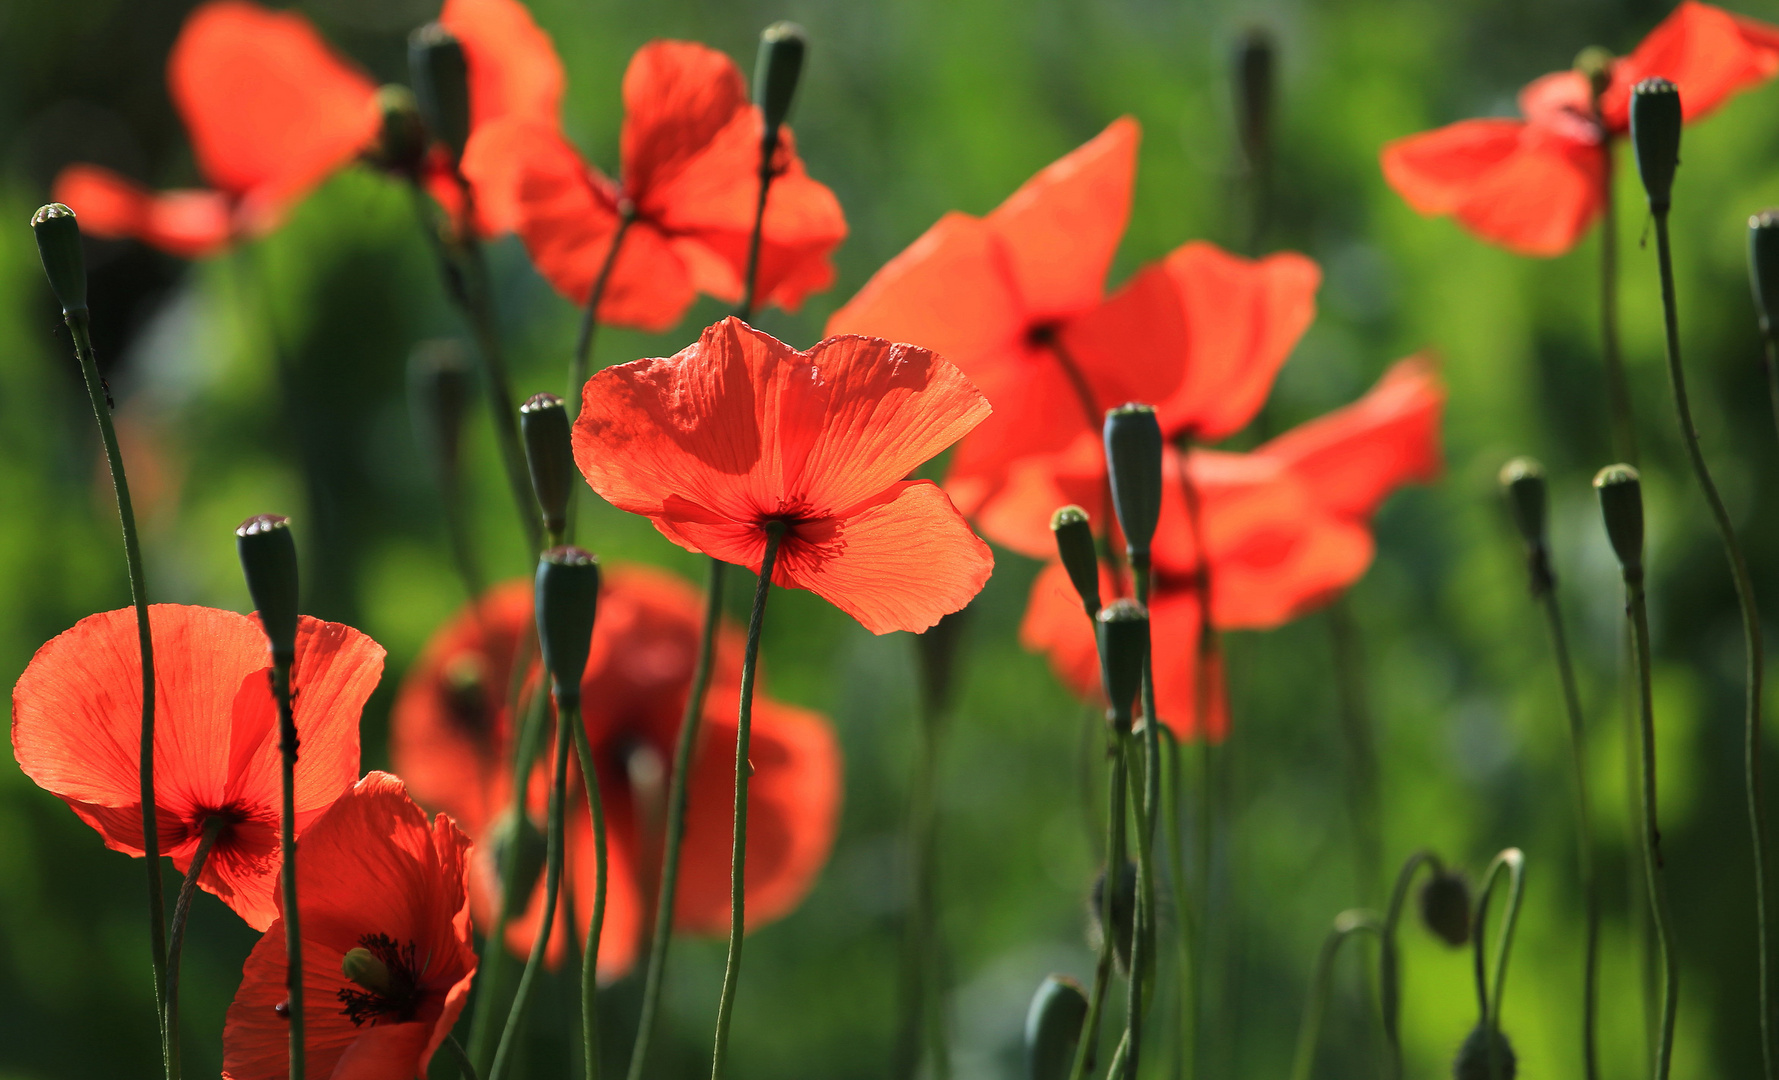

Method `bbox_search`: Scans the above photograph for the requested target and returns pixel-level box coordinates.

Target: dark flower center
[1025,320,1061,350]
[337,933,423,1026]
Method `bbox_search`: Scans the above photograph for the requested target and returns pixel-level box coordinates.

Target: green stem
[1626,570,1680,1080]
[737,132,779,320]
[443,1034,483,1080]
[1327,597,1382,902]
[1068,733,1128,1080]
[164,815,225,1080]
[1652,210,1763,1078]
[271,659,304,1080]
[1161,728,1197,1080]
[1124,726,1156,1080]
[895,655,952,1080]
[1598,135,1639,467]
[1378,849,1440,1079]
[627,557,727,1080]
[1762,336,1779,462]
[709,525,786,1080]
[65,314,168,1079]
[569,700,607,1080]
[563,207,636,545]
[1471,849,1527,1080]
[1287,911,1380,1080]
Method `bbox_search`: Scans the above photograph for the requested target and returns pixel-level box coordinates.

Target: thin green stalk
[164,816,226,1078]
[1068,734,1128,1080]
[1378,850,1439,1079]
[1124,728,1157,1080]
[895,662,952,1080]
[1104,1031,1132,1080]
[1626,568,1679,1080]
[1597,136,1639,467]
[1472,850,1527,1080]
[627,557,727,1080]
[737,131,779,319]
[563,207,636,544]
[569,703,607,1080]
[1161,728,1197,1080]
[1763,337,1779,458]
[1652,210,1764,1076]
[1288,911,1379,1080]
[709,524,787,1080]
[65,315,167,1078]
[444,1034,483,1080]
[1327,597,1383,902]
[271,660,305,1080]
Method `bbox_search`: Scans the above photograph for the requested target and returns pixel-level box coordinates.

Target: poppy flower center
[336,932,424,1026]
[441,653,494,738]
[1024,320,1062,350]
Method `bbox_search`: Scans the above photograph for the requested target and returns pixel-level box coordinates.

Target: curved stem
[164,815,226,1079]
[1288,910,1380,1080]
[1653,211,1764,1077]
[443,1034,482,1080]
[569,701,607,1080]
[65,314,167,1078]
[1378,849,1440,1080]
[1471,849,1527,1080]
[1068,733,1128,1080]
[1626,570,1680,1080]
[271,660,305,1080]
[563,208,636,545]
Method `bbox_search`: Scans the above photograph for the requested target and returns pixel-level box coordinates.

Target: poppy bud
[31,203,87,319]
[521,393,574,540]
[236,515,300,664]
[753,22,807,138]
[341,947,394,995]
[1234,27,1275,174]
[1104,404,1163,566]
[535,546,599,702]
[488,806,548,910]
[1090,860,1138,975]
[1592,464,1643,578]
[369,84,428,177]
[1497,458,1546,549]
[409,22,470,160]
[1050,505,1101,615]
[1096,599,1149,732]
[1629,78,1682,214]
[1573,46,1613,101]
[1749,210,1779,338]
[1453,1024,1517,1080]
[1417,868,1472,947]
[408,339,473,482]
[1024,974,1089,1080]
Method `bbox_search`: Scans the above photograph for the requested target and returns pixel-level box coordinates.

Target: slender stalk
[738,131,779,319]
[64,315,167,1077]
[1287,911,1380,1080]
[1327,597,1382,902]
[1763,337,1779,457]
[627,558,727,1080]
[569,703,608,1080]
[271,660,305,1080]
[488,676,574,1080]
[563,207,636,545]
[1597,137,1639,467]
[1472,850,1527,1080]
[709,524,786,1080]
[1161,729,1197,1080]
[1378,850,1439,1079]
[1124,728,1157,1079]
[1626,567,1679,1080]
[1068,734,1128,1080]
[1651,210,1766,1076]
[896,644,954,1080]
[444,1034,483,1080]
[163,815,226,1079]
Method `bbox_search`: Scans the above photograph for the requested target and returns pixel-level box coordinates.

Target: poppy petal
[1602,1,1779,130]
[1381,119,1527,217]
[1055,259,1190,424]
[442,0,564,130]
[51,165,235,258]
[620,40,749,203]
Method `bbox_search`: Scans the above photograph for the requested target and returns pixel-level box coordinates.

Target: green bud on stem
[1234,27,1275,174]
[409,23,470,161]
[535,546,599,702]
[1749,210,1779,337]
[1573,46,1613,102]
[1593,464,1644,579]
[1418,868,1473,948]
[1096,599,1148,732]
[754,22,807,138]
[520,392,573,540]
[1453,1023,1517,1080]
[31,203,87,319]
[1104,404,1163,566]
[1049,505,1101,615]
[1630,77,1682,214]
[236,515,300,663]
[1024,974,1089,1080]
[370,84,428,177]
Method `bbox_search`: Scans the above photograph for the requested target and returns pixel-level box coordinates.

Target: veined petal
[621,39,748,203]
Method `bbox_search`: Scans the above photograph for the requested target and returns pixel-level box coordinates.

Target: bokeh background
[4,0,1779,1076]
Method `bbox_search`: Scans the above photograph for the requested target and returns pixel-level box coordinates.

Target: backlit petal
[52,165,234,258]
[1381,119,1527,217]
[1602,1,1779,130]
[621,40,748,203]
[443,0,564,130]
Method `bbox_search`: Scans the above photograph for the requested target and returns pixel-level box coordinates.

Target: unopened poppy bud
[409,22,470,160]
[1090,860,1138,975]
[370,84,428,177]
[1024,974,1089,1080]
[1497,458,1547,549]
[1749,210,1779,337]
[1417,868,1472,947]
[1050,505,1101,615]
[1104,404,1163,566]
[1630,78,1682,214]
[521,393,573,540]
[753,22,807,138]
[1453,1024,1517,1080]
[536,546,599,701]
[489,806,547,909]
[236,515,299,663]
[408,340,472,481]
[1234,27,1275,174]
[31,203,87,319]
[1573,46,1613,100]
[1593,464,1644,577]
[1096,599,1149,731]
[341,947,393,995]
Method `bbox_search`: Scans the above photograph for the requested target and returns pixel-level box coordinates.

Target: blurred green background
[6,0,1779,1076]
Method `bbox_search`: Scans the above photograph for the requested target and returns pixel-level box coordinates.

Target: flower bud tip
[1095,598,1149,729]
[1592,464,1643,574]
[754,22,807,136]
[31,203,87,318]
[536,546,600,698]
[1049,504,1100,614]
[1103,404,1163,565]
[520,393,573,538]
[1497,457,1547,548]
[236,514,299,662]
[1024,975,1089,1080]
[1629,77,1681,214]
[409,23,470,159]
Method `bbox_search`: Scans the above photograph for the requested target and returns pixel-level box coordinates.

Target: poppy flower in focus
[390,564,841,977]
[574,318,994,634]
[11,605,384,929]
[459,40,847,331]
[52,0,380,257]
[1381,1,1779,256]
[221,771,475,1080]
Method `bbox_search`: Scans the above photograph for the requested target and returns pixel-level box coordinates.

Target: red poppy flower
[573,318,994,634]
[459,40,847,331]
[390,564,841,977]
[11,605,384,929]
[220,771,475,1080]
[52,0,379,257]
[1381,1,1779,256]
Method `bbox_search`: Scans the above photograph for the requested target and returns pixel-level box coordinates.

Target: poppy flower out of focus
[11,605,384,929]
[825,118,1320,529]
[390,564,841,977]
[1020,358,1443,740]
[221,771,475,1080]
[459,40,847,331]
[52,0,380,257]
[574,319,995,634]
[1381,1,1779,256]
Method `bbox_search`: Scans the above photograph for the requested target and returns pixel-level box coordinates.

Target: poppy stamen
[337,933,422,1026]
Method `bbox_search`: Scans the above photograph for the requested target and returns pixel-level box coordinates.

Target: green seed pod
[753,21,807,137]
[1096,599,1149,732]
[1573,46,1614,101]
[1417,868,1472,948]
[535,546,600,701]
[1234,27,1275,175]
[340,947,393,995]
[409,22,471,160]
[31,203,87,318]
[408,339,473,484]
[1592,464,1644,577]
[1050,505,1101,615]
[236,515,300,663]
[488,805,548,912]
[1024,974,1089,1080]
[1497,458,1547,550]
[1453,1024,1517,1080]
[1103,404,1163,566]
[1630,77,1682,214]
[521,392,574,540]
[1748,210,1779,337]
[369,84,428,177]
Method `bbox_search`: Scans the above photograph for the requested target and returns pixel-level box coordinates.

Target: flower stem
[738,130,780,319]
[569,701,607,1080]
[1125,563,1159,1080]
[1472,849,1527,1080]
[1161,728,1197,1080]
[1652,209,1765,1078]
[1763,336,1779,460]
[1327,597,1382,902]
[1625,565,1678,1080]
[563,207,636,545]
[271,658,305,1080]
[1598,137,1639,467]
[164,815,227,1080]
[444,1034,483,1080]
[1377,849,1440,1079]
[64,313,168,1079]
[1287,910,1379,1080]
[1068,733,1128,1080]
[709,524,786,1080]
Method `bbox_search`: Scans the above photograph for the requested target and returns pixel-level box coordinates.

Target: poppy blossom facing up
[52,0,380,256]
[460,40,847,330]
[573,318,995,635]
[11,605,385,929]
[220,771,475,1080]
[1381,1,1779,256]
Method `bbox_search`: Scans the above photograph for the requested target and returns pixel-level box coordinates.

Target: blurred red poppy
[11,605,384,929]
[390,564,841,977]
[1381,1,1779,256]
[52,0,379,257]
[221,771,475,1080]
[574,318,994,634]
[460,40,847,330]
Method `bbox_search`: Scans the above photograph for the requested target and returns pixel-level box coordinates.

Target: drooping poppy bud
[236,514,300,663]
[409,22,470,161]
[30,203,87,319]
[340,946,394,995]
[1573,46,1613,102]
[1593,464,1644,578]
[1630,78,1682,214]
[1417,867,1472,947]
[1104,404,1163,567]
[1748,210,1779,338]
[1024,974,1089,1080]
[1234,27,1275,176]
[487,804,547,912]
[1096,599,1149,732]
[408,339,473,483]
[753,22,807,138]
[535,546,599,702]
[1050,505,1101,616]
[1453,1023,1517,1080]
[369,84,428,178]
[1090,859,1138,975]
[520,392,574,540]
